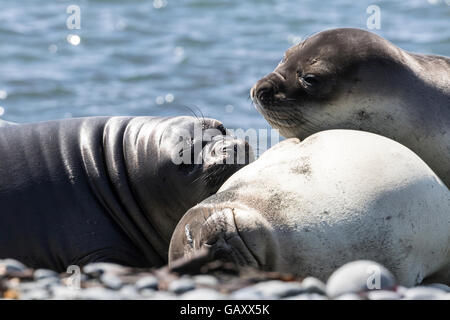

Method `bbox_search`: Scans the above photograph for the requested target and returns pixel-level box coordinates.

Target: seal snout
[251,72,287,105]
[169,203,279,272]
[169,205,264,270]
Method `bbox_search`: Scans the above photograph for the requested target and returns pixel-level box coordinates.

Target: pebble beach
[1,258,449,300]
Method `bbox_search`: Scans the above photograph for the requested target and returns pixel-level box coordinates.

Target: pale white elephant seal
[169,130,450,286]
[251,28,450,188]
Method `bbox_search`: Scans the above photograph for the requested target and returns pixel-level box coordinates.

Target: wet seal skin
[169,130,450,287]
[0,116,253,271]
[251,28,450,188]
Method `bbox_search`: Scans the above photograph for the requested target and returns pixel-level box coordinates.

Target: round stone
[119,285,141,300]
[139,288,157,298]
[367,290,402,300]
[82,262,126,277]
[230,287,266,300]
[50,285,82,300]
[135,275,159,291]
[251,280,304,298]
[300,277,326,295]
[19,277,60,291]
[168,278,196,294]
[147,291,178,300]
[286,293,328,300]
[180,288,227,300]
[0,259,27,274]
[193,275,219,287]
[326,260,397,298]
[402,286,447,300]
[34,269,59,281]
[100,273,123,290]
[232,280,304,299]
[425,283,450,292]
[335,293,364,300]
[20,288,50,300]
[78,287,121,300]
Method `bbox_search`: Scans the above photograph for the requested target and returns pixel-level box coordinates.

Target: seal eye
[216,124,227,136]
[301,74,320,87]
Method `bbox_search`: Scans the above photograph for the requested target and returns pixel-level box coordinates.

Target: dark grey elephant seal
[251,28,450,187]
[0,116,252,271]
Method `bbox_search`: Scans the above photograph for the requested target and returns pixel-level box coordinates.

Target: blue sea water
[0,0,448,134]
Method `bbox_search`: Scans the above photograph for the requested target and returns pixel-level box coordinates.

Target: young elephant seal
[251,28,450,187]
[0,116,253,271]
[169,130,450,286]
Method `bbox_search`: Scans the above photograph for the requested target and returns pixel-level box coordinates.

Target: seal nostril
[256,84,276,102]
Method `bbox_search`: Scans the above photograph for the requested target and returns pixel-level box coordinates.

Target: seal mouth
[169,205,261,269]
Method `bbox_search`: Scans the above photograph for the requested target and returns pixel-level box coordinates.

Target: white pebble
[168,277,196,294]
[180,288,226,300]
[402,286,447,300]
[193,275,219,287]
[286,293,328,300]
[135,275,159,291]
[335,293,364,300]
[246,280,304,299]
[326,260,396,298]
[367,290,402,300]
[300,276,326,294]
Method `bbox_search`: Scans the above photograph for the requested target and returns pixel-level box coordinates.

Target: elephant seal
[0,116,253,271]
[169,130,450,286]
[251,28,450,187]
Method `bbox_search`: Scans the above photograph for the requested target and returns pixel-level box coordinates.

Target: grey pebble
[300,277,326,295]
[0,258,27,273]
[100,273,123,290]
[402,286,447,300]
[78,287,121,300]
[367,290,402,300]
[49,285,82,300]
[252,280,304,298]
[139,288,157,298]
[395,286,409,296]
[20,288,50,300]
[147,291,178,300]
[193,275,219,287]
[326,260,397,298]
[119,285,141,300]
[83,262,125,277]
[19,277,60,292]
[425,283,450,292]
[230,287,267,300]
[135,275,159,291]
[34,269,59,281]
[335,293,364,300]
[168,277,196,294]
[180,288,227,300]
[286,293,328,300]
[232,280,304,299]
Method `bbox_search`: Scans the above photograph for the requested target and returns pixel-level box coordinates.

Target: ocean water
[0,0,448,134]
